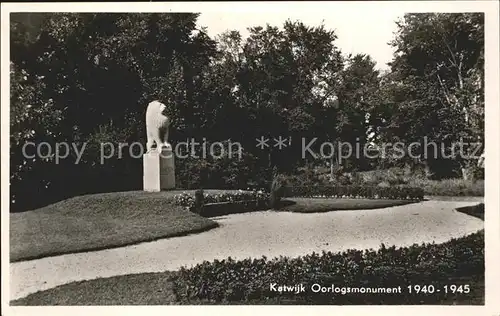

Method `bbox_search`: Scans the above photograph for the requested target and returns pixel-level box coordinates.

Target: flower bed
[172,189,270,210]
[284,185,424,201]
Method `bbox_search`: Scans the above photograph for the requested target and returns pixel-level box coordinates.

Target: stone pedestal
[143,147,175,191]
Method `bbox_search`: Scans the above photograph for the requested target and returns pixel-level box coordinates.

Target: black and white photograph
[2,1,499,314]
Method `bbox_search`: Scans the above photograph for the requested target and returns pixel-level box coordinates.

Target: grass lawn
[10,270,484,306]
[11,272,179,305]
[10,191,219,262]
[456,203,484,220]
[278,198,415,213]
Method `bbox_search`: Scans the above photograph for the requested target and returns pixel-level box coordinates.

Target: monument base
[143,147,175,191]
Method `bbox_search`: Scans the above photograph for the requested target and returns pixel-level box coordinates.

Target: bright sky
[196,10,406,71]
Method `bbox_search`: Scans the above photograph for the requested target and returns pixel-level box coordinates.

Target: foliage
[406,178,484,197]
[379,13,484,179]
[174,146,263,190]
[172,189,270,209]
[355,168,484,196]
[10,13,218,210]
[283,185,424,200]
[173,230,484,304]
[10,61,64,208]
[10,13,484,211]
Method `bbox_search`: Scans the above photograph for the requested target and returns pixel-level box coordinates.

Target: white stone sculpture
[143,100,175,191]
[146,100,171,153]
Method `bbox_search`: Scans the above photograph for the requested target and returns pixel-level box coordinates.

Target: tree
[230,20,344,171]
[9,13,219,211]
[10,61,65,210]
[333,54,381,173]
[384,13,484,179]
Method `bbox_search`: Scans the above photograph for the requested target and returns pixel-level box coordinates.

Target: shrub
[349,172,365,186]
[172,192,195,208]
[173,230,484,304]
[281,166,353,187]
[386,172,407,186]
[354,168,408,186]
[175,151,268,190]
[355,168,484,196]
[407,178,484,196]
[283,185,424,201]
[172,190,271,213]
[279,173,319,187]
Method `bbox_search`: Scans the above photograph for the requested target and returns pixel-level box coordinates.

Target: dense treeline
[10,13,484,211]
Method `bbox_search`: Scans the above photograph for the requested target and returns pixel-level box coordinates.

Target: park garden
[9,12,485,305]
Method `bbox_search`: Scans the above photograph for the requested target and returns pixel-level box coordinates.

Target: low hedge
[173,190,270,210]
[173,230,484,304]
[196,200,269,217]
[283,185,425,201]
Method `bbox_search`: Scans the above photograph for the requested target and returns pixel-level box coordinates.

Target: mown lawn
[11,272,483,306]
[12,274,484,306]
[278,198,415,213]
[11,272,179,305]
[456,203,484,220]
[10,191,219,262]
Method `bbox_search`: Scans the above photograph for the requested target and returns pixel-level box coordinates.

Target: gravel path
[10,200,483,301]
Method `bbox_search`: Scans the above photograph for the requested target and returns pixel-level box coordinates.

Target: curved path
[10,200,483,301]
